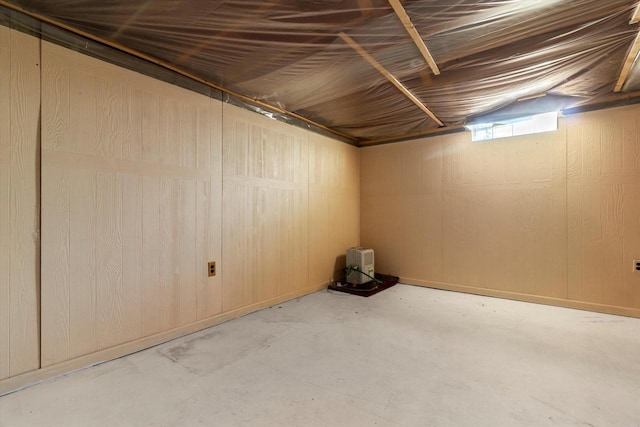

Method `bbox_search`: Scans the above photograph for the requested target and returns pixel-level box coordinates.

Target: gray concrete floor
[1,284,639,427]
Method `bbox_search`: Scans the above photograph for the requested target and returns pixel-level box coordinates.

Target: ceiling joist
[388,0,440,76]
[339,32,445,127]
[616,3,640,91]
[615,29,640,92]
[632,2,640,24]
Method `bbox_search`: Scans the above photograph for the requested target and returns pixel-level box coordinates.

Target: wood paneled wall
[1,25,637,394]
[0,27,40,380]
[40,41,222,367]
[308,133,360,286]
[222,105,310,311]
[361,104,640,317]
[0,35,358,391]
[221,106,360,311]
[566,107,640,310]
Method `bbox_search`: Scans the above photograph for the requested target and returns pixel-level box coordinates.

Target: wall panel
[68,168,97,358]
[222,104,309,312]
[360,137,443,282]
[41,41,223,366]
[361,105,640,316]
[307,133,360,286]
[441,129,567,298]
[361,128,567,296]
[0,26,10,378]
[4,29,356,391]
[566,107,640,309]
[0,26,40,380]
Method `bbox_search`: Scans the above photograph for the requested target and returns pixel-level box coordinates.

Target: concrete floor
[1,285,639,427]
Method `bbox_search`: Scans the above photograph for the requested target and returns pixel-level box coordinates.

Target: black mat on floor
[328,273,399,297]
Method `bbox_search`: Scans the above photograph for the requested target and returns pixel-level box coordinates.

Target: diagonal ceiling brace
[339,32,445,127]
[615,3,640,92]
[632,2,640,24]
[615,29,640,92]
[388,0,440,76]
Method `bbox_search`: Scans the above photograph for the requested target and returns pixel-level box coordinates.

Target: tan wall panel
[308,133,360,285]
[0,23,10,381]
[566,107,640,309]
[41,41,223,366]
[0,27,40,380]
[222,104,309,312]
[5,35,358,390]
[68,169,97,357]
[361,137,443,281]
[8,28,41,377]
[197,103,223,320]
[362,105,640,315]
[361,125,568,298]
[441,129,567,298]
[41,166,70,366]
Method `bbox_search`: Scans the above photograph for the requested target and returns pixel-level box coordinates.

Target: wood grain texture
[441,128,567,298]
[141,176,161,336]
[41,41,222,364]
[121,174,143,341]
[8,28,41,377]
[7,35,354,388]
[0,27,40,379]
[68,169,97,358]
[566,105,640,309]
[0,24,10,380]
[308,133,360,286]
[362,123,568,302]
[361,137,444,282]
[157,177,179,331]
[41,166,70,366]
[176,178,197,327]
[362,105,640,315]
[199,99,222,321]
[95,171,125,350]
[222,104,309,312]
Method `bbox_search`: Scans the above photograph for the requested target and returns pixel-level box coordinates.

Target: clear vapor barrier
[4,0,640,142]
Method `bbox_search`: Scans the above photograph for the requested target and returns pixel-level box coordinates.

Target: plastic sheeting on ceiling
[3,0,640,144]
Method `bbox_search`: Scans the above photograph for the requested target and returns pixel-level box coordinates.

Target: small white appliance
[346,247,375,285]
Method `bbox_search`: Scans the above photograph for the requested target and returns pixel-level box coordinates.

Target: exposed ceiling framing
[615,27,640,92]
[388,0,440,76]
[339,32,444,127]
[1,0,640,145]
[0,0,359,143]
[632,2,640,24]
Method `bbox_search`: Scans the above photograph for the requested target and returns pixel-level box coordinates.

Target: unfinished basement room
[1,1,640,426]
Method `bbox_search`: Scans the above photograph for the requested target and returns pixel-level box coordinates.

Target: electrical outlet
[634,260,640,272]
[208,261,216,277]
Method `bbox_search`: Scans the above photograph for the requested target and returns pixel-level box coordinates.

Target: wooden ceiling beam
[388,0,440,75]
[339,32,444,127]
[614,30,640,92]
[632,3,640,24]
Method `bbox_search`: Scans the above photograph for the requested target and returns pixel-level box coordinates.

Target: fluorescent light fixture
[467,111,558,142]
